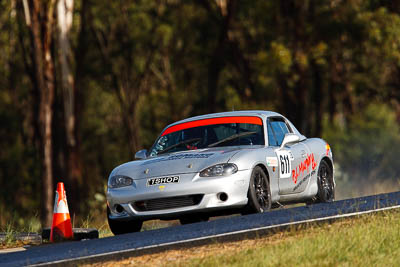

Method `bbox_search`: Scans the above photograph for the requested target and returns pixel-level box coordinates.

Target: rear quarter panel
[303,137,335,192]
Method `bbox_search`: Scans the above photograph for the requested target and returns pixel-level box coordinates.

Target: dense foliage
[1,0,400,228]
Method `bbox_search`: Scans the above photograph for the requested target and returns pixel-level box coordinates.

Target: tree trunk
[26,0,56,227]
[70,0,88,215]
[312,60,322,137]
[126,106,139,158]
[57,0,75,148]
[57,0,76,149]
[57,0,82,216]
[276,0,310,134]
[328,55,340,123]
[293,62,308,134]
[207,0,236,113]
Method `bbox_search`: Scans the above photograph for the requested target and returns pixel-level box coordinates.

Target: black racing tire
[107,207,143,235]
[242,166,271,214]
[179,215,209,225]
[316,160,335,203]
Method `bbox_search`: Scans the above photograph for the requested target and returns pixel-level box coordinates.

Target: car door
[267,117,307,195]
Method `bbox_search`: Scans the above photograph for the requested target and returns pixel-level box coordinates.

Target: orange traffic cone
[50,182,74,242]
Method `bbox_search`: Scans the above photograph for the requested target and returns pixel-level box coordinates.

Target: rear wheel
[316,160,334,202]
[179,215,209,225]
[107,207,142,235]
[243,166,271,214]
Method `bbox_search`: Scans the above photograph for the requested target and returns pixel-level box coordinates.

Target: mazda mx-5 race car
[106,110,335,234]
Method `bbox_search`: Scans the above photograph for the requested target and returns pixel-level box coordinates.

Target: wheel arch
[320,156,335,188]
[251,161,279,203]
[255,163,270,184]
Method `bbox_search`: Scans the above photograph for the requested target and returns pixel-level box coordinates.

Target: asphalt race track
[1,191,400,266]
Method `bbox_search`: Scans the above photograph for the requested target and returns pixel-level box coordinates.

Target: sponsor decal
[293,169,316,191]
[276,150,292,178]
[158,185,165,191]
[291,153,317,184]
[147,176,180,186]
[143,153,214,165]
[266,157,278,167]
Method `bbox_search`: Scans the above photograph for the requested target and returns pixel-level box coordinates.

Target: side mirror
[279,134,300,149]
[135,149,148,160]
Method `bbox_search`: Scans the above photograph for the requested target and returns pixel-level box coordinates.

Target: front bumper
[106,169,252,221]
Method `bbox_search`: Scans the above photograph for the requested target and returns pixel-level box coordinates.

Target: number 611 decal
[276,150,292,178]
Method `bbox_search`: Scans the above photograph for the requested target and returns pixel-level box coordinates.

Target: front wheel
[107,207,143,235]
[316,160,335,202]
[243,166,271,214]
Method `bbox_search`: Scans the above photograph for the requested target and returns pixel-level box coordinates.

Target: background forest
[1,0,400,229]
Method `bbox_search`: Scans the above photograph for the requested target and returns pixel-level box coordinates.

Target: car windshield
[149,116,264,157]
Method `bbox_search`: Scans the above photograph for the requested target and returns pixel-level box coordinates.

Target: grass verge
[179,210,400,267]
[87,209,400,266]
[0,215,41,249]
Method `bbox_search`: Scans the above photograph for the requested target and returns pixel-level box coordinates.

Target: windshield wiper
[157,138,202,155]
[207,131,256,148]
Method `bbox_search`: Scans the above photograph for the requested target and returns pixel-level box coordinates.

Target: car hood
[110,147,251,180]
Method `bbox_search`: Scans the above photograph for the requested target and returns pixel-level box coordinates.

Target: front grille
[133,194,203,212]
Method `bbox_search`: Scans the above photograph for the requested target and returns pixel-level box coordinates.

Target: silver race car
[106,111,335,234]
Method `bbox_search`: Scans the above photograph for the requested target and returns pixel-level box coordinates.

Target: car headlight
[108,175,133,188]
[199,163,238,177]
